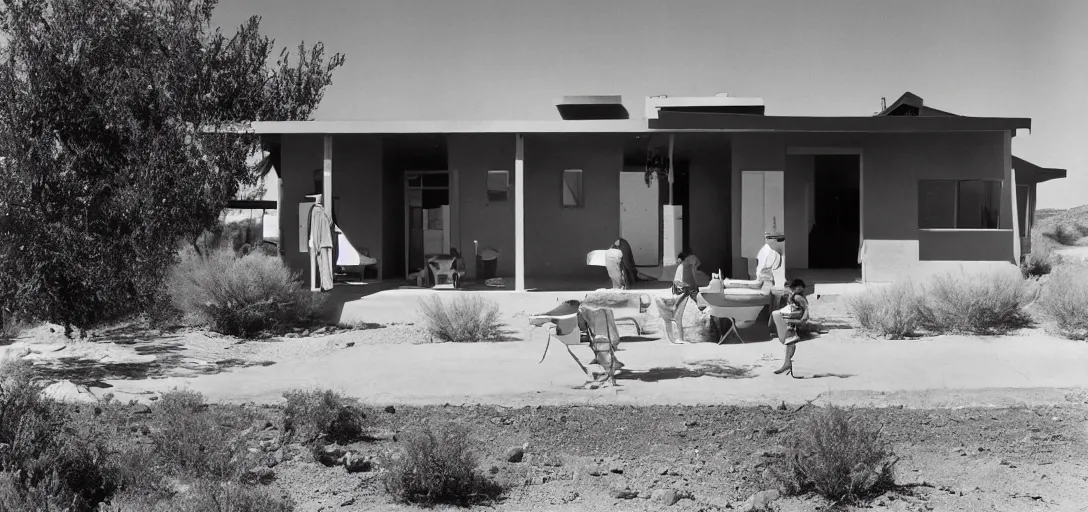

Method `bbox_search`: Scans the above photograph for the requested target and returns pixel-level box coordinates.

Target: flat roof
[248,113,1030,135]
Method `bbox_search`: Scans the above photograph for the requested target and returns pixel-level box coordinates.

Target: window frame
[917,178,1004,230]
[486,170,509,202]
[561,168,584,208]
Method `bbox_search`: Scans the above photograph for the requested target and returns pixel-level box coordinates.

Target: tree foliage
[0,0,344,332]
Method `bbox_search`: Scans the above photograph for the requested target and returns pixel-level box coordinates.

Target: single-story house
[247,91,1067,291]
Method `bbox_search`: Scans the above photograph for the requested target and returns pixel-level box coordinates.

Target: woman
[771,278,809,376]
[665,250,701,345]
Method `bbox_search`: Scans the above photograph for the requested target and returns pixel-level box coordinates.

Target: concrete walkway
[101,328,1088,409]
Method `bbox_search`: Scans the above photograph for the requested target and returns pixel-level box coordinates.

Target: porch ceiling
[1014,156,1067,184]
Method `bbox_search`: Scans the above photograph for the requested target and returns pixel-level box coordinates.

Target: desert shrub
[168,247,325,338]
[1021,247,1055,278]
[846,281,921,339]
[380,422,503,507]
[0,360,122,511]
[419,294,502,343]
[773,406,897,504]
[102,481,293,512]
[152,390,258,481]
[1044,224,1087,246]
[282,388,366,445]
[1038,263,1088,340]
[914,269,1035,335]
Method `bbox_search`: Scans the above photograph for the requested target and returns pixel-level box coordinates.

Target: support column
[514,134,526,291]
[323,135,333,213]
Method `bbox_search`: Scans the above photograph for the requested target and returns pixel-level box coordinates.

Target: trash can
[476,248,499,280]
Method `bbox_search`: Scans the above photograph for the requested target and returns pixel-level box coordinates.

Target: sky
[215,0,1087,209]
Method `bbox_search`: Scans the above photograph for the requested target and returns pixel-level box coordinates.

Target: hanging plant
[644,148,669,187]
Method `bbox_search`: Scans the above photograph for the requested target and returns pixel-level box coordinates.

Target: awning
[1013,156,1067,184]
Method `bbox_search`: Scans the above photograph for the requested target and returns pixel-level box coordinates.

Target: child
[772,278,809,375]
[666,250,701,344]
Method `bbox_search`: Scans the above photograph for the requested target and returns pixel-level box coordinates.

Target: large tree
[0,0,344,334]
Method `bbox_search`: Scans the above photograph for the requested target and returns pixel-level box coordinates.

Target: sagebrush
[282,388,366,445]
[1020,248,1054,278]
[168,247,325,337]
[419,294,503,343]
[380,422,503,507]
[846,281,921,339]
[773,406,897,504]
[152,390,260,481]
[914,269,1036,335]
[1038,262,1088,340]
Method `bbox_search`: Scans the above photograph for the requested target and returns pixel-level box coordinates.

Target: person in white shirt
[723,235,784,290]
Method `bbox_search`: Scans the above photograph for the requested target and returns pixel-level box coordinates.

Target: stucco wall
[730,131,1013,281]
[278,134,384,278]
[523,134,623,278]
[447,134,517,278]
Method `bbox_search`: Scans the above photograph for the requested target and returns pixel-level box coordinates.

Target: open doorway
[808,155,861,269]
[405,171,451,278]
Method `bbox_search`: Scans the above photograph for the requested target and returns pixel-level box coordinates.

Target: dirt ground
[4,290,1088,511]
[208,400,1088,512]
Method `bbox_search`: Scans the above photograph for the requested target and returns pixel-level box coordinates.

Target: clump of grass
[1038,262,1088,340]
[914,269,1036,335]
[1021,248,1054,278]
[380,422,503,507]
[773,406,897,504]
[168,247,325,338]
[282,388,366,445]
[102,481,293,512]
[1044,224,1088,246]
[151,390,260,481]
[419,294,503,343]
[845,281,922,339]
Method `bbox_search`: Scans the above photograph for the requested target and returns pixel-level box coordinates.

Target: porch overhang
[1013,156,1067,184]
[649,111,1032,133]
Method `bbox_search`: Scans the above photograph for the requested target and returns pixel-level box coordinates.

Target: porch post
[667,134,675,205]
[514,133,526,291]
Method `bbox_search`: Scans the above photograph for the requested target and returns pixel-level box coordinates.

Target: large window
[918,179,1002,229]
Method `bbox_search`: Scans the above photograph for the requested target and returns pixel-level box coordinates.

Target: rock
[951,447,967,456]
[343,453,372,473]
[608,483,638,500]
[313,327,328,335]
[609,461,624,474]
[345,341,355,348]
[131,403,152,415]
[244,466,275,485]
[505,446,525,463]
[738,490,781,512]
[340,496,355,507]
[318,445,348,467]
[384,405,396,414]
[41,380,98,404]
[285,333,299,339]
[650,489,679,506]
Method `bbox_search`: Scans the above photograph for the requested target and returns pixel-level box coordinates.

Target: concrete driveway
[101,324,1088,409]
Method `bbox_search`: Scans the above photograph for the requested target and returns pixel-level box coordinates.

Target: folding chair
[532,306,592,377]
[698,291,772,344]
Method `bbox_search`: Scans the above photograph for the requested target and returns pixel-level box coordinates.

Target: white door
[763,171,784,236]
[619,172,659,266]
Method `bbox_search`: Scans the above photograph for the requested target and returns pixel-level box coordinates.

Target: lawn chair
[426,251,466,289]
[531,301,624,386]
[698,289,773,344]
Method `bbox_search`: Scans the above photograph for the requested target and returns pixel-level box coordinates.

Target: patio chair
[531,301,624,386]
[426,250,466,290]
[698,287,774,344]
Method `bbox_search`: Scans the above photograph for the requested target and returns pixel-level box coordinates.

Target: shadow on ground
[618,359,756,383]
[30,342,276,388]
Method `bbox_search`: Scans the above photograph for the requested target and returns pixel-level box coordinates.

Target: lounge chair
[531,301,624,386]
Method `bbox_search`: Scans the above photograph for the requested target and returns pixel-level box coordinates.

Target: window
[486,170,509,202]
[562,169,583,207]
[917,179,1002,229]
[1016,185,1030,233]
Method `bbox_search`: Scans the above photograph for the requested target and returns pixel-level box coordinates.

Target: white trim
[786,146,863,155]
[514,134,526,292]
[253,119,649,135]
[918,228,1014,233]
